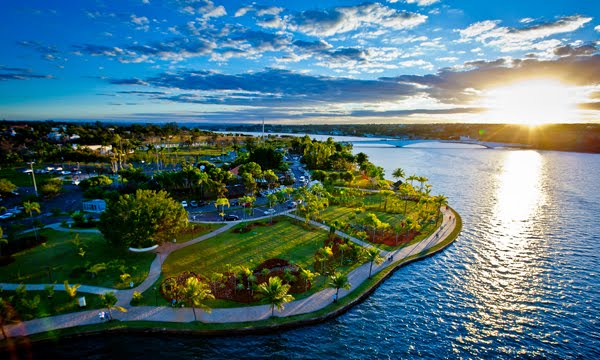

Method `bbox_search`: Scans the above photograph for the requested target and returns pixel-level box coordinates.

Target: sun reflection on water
[494,151,545,240]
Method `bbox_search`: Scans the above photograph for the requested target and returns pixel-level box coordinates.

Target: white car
[263,208,276,215]
[0,212,14,220]
[181,201,188,208]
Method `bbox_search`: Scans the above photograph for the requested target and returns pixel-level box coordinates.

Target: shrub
[131,291,143,305]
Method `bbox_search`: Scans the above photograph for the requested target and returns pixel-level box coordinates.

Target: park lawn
[0,168,55,187]
[0,229,154,289]
[163,218,328,278]
[174,223,224,244]
[0,289,105,320]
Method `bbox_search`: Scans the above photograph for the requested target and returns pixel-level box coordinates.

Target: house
[82,199,107,213]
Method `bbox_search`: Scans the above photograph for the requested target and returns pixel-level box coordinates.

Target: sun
[482,79,578,126]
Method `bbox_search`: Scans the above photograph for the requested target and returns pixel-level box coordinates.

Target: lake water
[20,145,600,359]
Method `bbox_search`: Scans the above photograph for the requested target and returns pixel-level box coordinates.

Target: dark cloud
[553,44,598,57]
[110,68,420,106]
[0,65,53,81]
[386,55,600,104]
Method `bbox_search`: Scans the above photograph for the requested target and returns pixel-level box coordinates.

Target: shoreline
[0,208,462,347]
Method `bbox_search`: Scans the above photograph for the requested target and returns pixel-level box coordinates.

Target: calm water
[21,146,600,359]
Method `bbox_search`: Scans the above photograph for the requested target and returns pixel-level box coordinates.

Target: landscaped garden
[0,229,155,289]
[137,217,367,307]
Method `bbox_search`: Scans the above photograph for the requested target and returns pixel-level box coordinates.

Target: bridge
[347,138,523,149]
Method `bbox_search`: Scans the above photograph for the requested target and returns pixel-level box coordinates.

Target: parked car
[224,214,240,221]
[198,200,208,207]
[190,200,198,207]
[263,208,276,215]
[0,212,14,220]
[287,201,297,209]
[181,201,188,208]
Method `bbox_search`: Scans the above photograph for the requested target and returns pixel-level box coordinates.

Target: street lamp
[28,161,38,196]
[154,286,158,306]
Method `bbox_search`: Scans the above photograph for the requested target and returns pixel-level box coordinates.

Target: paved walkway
[2,208,457,338]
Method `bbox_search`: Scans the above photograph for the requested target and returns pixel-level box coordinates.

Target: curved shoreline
[1,208,461,346]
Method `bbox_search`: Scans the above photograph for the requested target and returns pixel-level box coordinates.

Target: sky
[0,0,599,124]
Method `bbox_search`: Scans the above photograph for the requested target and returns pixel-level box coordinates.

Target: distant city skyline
[1,0,599,124]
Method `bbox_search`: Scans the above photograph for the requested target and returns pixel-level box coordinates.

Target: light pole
[28,161,38,196]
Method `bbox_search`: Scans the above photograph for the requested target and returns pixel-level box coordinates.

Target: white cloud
[458,15,592,52]
[259,3,427,37]
[198,0,226,19]
[595,25,600,32]
[142,0,150,4]
[404,0,441,6]
[399,59,434,70]
[130,14,150,31]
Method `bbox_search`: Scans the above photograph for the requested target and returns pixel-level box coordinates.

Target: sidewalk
[3,208,457,338]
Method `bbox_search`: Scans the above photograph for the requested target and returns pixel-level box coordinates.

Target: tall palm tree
[181,277,214,321]
[366,248,384,278]
[214,197,230,220]
[434,195,448,224]
[256,276,294,317]
[23,201,41,242]
[99,292,127,320]
[392,167,405,184]
[329,272,351,302]
[299,268,318,292]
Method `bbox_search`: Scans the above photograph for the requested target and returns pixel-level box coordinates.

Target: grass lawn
[163,218,327,277]
[175,223,224,244]
[136,217,362,307]
[0,229,155,289]
[0,168,55,188]
[318,196,440,251]
[0,289,105,320]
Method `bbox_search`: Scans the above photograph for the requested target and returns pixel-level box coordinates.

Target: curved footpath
[1,207,459,339]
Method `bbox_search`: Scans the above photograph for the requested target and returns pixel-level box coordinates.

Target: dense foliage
[98,189,188,248]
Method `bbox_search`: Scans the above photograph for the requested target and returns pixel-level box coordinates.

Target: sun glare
[483,79,578,126]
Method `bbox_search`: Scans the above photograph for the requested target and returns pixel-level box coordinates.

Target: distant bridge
[347,138,523,149]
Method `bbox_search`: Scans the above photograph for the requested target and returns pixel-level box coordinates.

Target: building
[82,199,106,213]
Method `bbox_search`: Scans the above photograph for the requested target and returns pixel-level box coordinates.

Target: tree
[0,227,6,257]
[392,168,405,182]
[366,248,384,278]
[181,277,214,321]
[299,268,318,292]
[214,197,230,220]
[100,292,127,320]
[0,294,17,339]
[329,272,351,302]
[63,280,80,298]
[256,276,294,317]
[434,195,448,224]
[98,189,188,248]
[379,190,394,211]
[0,179,17,194]
[23,201,41,242]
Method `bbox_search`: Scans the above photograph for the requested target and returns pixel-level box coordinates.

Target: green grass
[174,223,224,244]
[1,208,463,343]
[318,202,439,251]
[163,218,328,277]
[0,229,155,289]
[0,168,55,188]
[0,290,105,320]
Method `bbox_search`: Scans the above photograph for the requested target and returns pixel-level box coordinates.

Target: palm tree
[406,175,418,188]
[256,276,294,317]
[23,201,41,242]
[392,167,406,183]
[0,227,6,257]
[417,176,429,193]
[299,268,318,292]
[214,197,230,220]
[181,277,214,321]
[99,292,127,320]
[239,195,255,220]
[63,280,80,298]
[338,243,350,266]
[434,195,448,224]
[366,248,384,278]
[379,190,394,211]
[329,272,351,302]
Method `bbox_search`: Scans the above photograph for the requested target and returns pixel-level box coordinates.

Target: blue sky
[0,0,599,124]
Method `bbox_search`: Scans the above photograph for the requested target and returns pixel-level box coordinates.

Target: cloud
[458,15,592,52]
[256,3,427,37]
[595,25,600,32]
[235,5,283,18]
[131,14,150,31]
[0,65,53,81]
[109,68,421,106]
[178,0,226,19]
[404,0,441,6]
[386,54,600,104]
[17,40,60,61]
[553,44,598,57]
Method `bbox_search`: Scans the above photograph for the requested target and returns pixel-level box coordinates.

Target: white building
[82,199,106,213]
